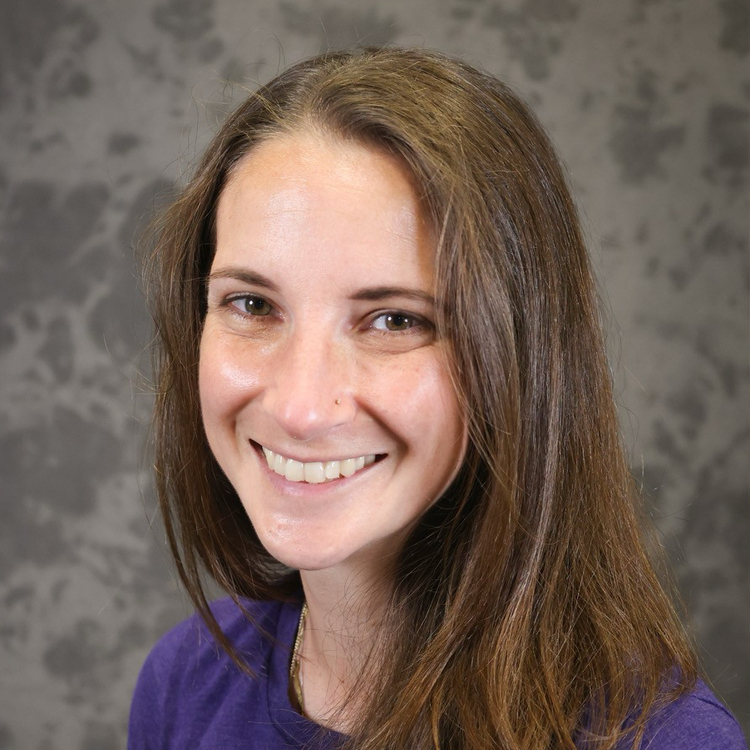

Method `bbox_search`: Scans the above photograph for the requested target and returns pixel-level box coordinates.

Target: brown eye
[231,296,273,316]
[371,312,421,332]
[384,313,412,331]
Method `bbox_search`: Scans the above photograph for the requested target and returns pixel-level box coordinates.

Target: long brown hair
[145,46,696,749]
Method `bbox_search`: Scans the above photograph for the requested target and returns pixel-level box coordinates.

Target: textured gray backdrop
[0,0,747,747]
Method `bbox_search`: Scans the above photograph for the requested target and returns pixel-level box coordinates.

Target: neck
[297,561,394,729]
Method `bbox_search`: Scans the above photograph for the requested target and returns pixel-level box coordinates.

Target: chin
[256,531,349,573]
[272,549,354,574]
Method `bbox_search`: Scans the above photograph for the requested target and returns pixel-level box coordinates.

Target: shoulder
[139,597,285,679]
[635,679,747,750]
[128,597,300,749]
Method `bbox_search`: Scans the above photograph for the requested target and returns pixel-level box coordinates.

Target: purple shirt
[128,598,747,749]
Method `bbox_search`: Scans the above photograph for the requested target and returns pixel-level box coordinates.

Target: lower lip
[250,442,383,496]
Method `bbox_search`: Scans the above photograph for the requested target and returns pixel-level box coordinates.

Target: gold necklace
[290,603,308,713]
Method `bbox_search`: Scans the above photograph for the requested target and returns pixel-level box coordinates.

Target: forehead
[213,133,436,287]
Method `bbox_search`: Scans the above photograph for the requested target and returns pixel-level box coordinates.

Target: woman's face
[199,132,466,575]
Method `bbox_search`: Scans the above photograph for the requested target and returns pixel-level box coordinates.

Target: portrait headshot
[0,1,747,748]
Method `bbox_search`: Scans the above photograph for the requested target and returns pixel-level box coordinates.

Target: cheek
[415,368,467,498]
[374,355,464,453]
[198,330,264,420]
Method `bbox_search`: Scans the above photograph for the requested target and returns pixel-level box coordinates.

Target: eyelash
[222,294,432,335]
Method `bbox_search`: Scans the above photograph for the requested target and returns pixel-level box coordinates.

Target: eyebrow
[207,267,435,307]
[350,286,435,307]
[207,268,280,293]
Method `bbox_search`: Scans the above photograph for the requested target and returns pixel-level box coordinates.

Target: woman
[129,47,746,749]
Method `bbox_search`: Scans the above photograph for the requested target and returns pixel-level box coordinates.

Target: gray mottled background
[0,0,747,747]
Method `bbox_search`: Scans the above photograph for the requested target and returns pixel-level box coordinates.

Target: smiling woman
[130,47,747,749]
[200,133,465,576]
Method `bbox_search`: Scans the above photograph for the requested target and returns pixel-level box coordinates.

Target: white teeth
[284,459,304,482]
[304,462,326,484]
[340,458,358,477]
[324,461,340,479]
[273,452,285,474]
[260,446,377,484]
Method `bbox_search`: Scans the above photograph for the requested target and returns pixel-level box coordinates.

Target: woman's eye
[228,295,273,316]
[371,312,421,332]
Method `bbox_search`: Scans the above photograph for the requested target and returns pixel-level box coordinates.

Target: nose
[262,328,356,442]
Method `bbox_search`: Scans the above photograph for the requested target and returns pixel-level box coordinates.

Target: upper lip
[251,440,382,464]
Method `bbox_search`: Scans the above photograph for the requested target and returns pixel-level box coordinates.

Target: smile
[260,445,378,484]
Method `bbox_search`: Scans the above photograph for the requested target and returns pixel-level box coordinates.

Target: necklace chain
[290,602,308,713]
